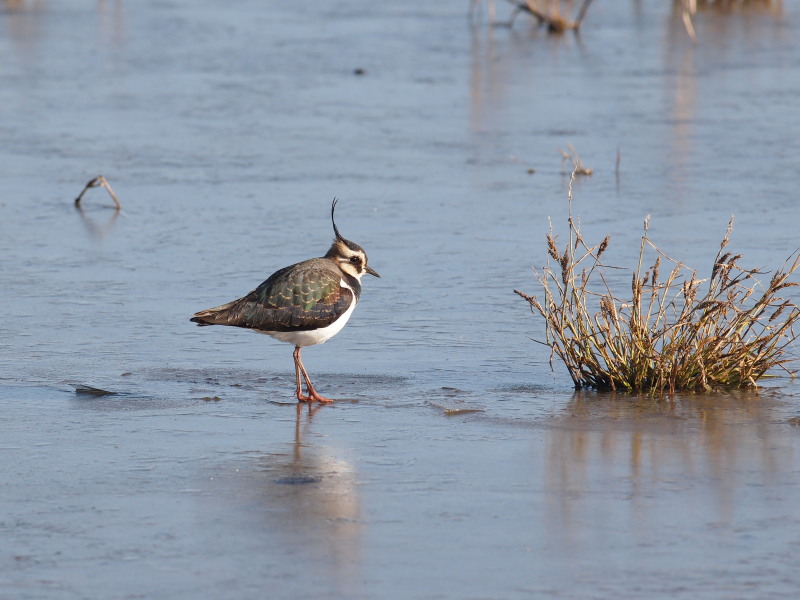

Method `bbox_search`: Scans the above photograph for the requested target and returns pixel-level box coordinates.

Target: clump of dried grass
[515,168,800,395]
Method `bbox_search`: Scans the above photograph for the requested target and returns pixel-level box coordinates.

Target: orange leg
[293,348,307,402]
[293,346,333,403]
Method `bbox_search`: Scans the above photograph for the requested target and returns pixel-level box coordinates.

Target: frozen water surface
[2,1,800,598]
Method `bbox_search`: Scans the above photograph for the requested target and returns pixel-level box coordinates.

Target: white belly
[258,300,357,347]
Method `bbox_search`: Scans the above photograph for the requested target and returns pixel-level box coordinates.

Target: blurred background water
[2,1,800,598]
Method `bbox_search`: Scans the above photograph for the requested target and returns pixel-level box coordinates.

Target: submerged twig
[505,0,595,32]
[73,384,116,396]
[74,175,121,210]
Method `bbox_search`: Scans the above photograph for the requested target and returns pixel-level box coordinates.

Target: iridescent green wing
[236,261,353,332]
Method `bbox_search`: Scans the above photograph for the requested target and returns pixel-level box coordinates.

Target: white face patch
[337,251,367,279]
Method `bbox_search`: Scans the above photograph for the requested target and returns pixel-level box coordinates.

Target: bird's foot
[297,389,334,404]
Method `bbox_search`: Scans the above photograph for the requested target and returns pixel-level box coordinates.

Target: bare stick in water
[74,175,121,210]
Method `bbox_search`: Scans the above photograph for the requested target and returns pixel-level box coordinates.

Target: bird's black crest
[331,198,344,241]
[330,198,361,251]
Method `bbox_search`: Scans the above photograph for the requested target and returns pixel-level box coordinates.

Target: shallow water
[2,1,800,598]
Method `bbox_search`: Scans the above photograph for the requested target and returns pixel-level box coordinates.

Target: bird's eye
[349,256,360,264]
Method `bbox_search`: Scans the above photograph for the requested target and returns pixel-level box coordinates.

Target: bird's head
[325,198,380,280]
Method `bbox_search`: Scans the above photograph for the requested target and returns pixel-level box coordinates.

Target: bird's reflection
[230,405,363,591]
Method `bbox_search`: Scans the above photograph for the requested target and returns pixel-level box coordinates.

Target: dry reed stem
[515,166,800,395]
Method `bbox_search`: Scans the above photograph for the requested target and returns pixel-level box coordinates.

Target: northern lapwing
[191,199,379,403]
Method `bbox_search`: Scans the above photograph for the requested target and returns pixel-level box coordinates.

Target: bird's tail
[190,300,239,326]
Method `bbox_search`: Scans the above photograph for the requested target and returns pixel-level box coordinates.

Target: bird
[190,198,380,403]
